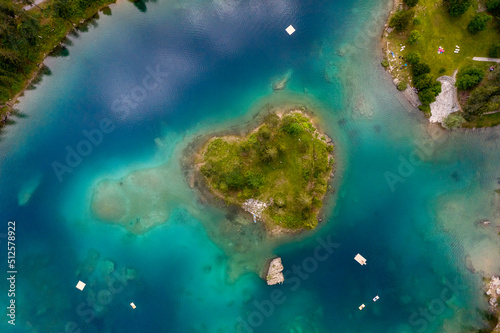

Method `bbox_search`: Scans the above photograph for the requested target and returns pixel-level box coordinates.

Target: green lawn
[198,112,334,230]
[386,0,499,79]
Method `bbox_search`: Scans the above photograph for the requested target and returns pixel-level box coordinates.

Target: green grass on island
[196,111,335,231]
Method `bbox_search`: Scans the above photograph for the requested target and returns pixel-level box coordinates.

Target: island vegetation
[382,0,500,127]
[196,111,334,231]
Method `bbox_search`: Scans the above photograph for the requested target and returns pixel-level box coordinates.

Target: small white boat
[373,295,379,302]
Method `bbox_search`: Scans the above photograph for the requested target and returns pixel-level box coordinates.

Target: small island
[195,110,335,233]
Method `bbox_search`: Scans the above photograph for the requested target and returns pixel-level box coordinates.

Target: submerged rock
[265,257,284,285]
[100,259,115,276]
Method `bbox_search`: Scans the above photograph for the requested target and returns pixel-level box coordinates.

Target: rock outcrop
[266,257,284,285]
[429,76,461,124]
[486,276,500,309]
[242,199,267,218]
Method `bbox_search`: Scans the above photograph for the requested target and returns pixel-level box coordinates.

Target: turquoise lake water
[1,0,500,332]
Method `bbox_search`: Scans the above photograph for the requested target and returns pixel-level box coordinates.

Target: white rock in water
[266,257,284,285]
[492,276,500,287]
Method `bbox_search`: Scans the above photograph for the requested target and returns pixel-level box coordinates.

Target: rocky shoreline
[485,276,500,332]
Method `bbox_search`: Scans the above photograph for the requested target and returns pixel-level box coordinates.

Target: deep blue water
[1,0,500,332]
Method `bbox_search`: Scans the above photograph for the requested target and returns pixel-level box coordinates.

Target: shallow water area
[0,0,500,332]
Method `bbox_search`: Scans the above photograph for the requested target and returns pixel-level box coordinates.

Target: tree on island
[404,0,419,7]
[443,0,472,16]
[407,30,422,44]
[389,10,414,32]
[467,13,493,33]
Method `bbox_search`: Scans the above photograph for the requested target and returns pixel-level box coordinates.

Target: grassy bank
[0,0,117,125]
[196,111,335,231]
[385,0,498,78]
[382,0,500,126]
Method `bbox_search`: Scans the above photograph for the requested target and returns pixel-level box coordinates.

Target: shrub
[381,59,390,67]
[456,75,483,90]
[397,81,408,91]
[281,122,303,135]
[245,172,264,189]
[413,17,421,25]
[225,169,245,190]
[418,104,431,113]
[456,66,485,90]
[489,43,500,58]
[443,0,472,16]
[412,62,431,76]
[312,197,323,208]
[443,114,466,129]
[468,14,492,33]
[439,67,446,74]
[389,10,414,31]
[406,51,421,64]
[404,0,419,7]
[257,125,272,140]
[487,0,500,16]
[407,30,422,44]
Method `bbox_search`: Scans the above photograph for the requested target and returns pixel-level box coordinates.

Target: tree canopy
[487,0,500,16]
[407,30,422,44]
[463,68,500,120]
[443,0,472,16]
[468,13,492,33]
[404,0,419,7]
[389,10,414,32]
[456,66,486,90]
[406,51,421,65]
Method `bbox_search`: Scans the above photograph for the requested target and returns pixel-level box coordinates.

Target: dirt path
[472,57,500,63]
